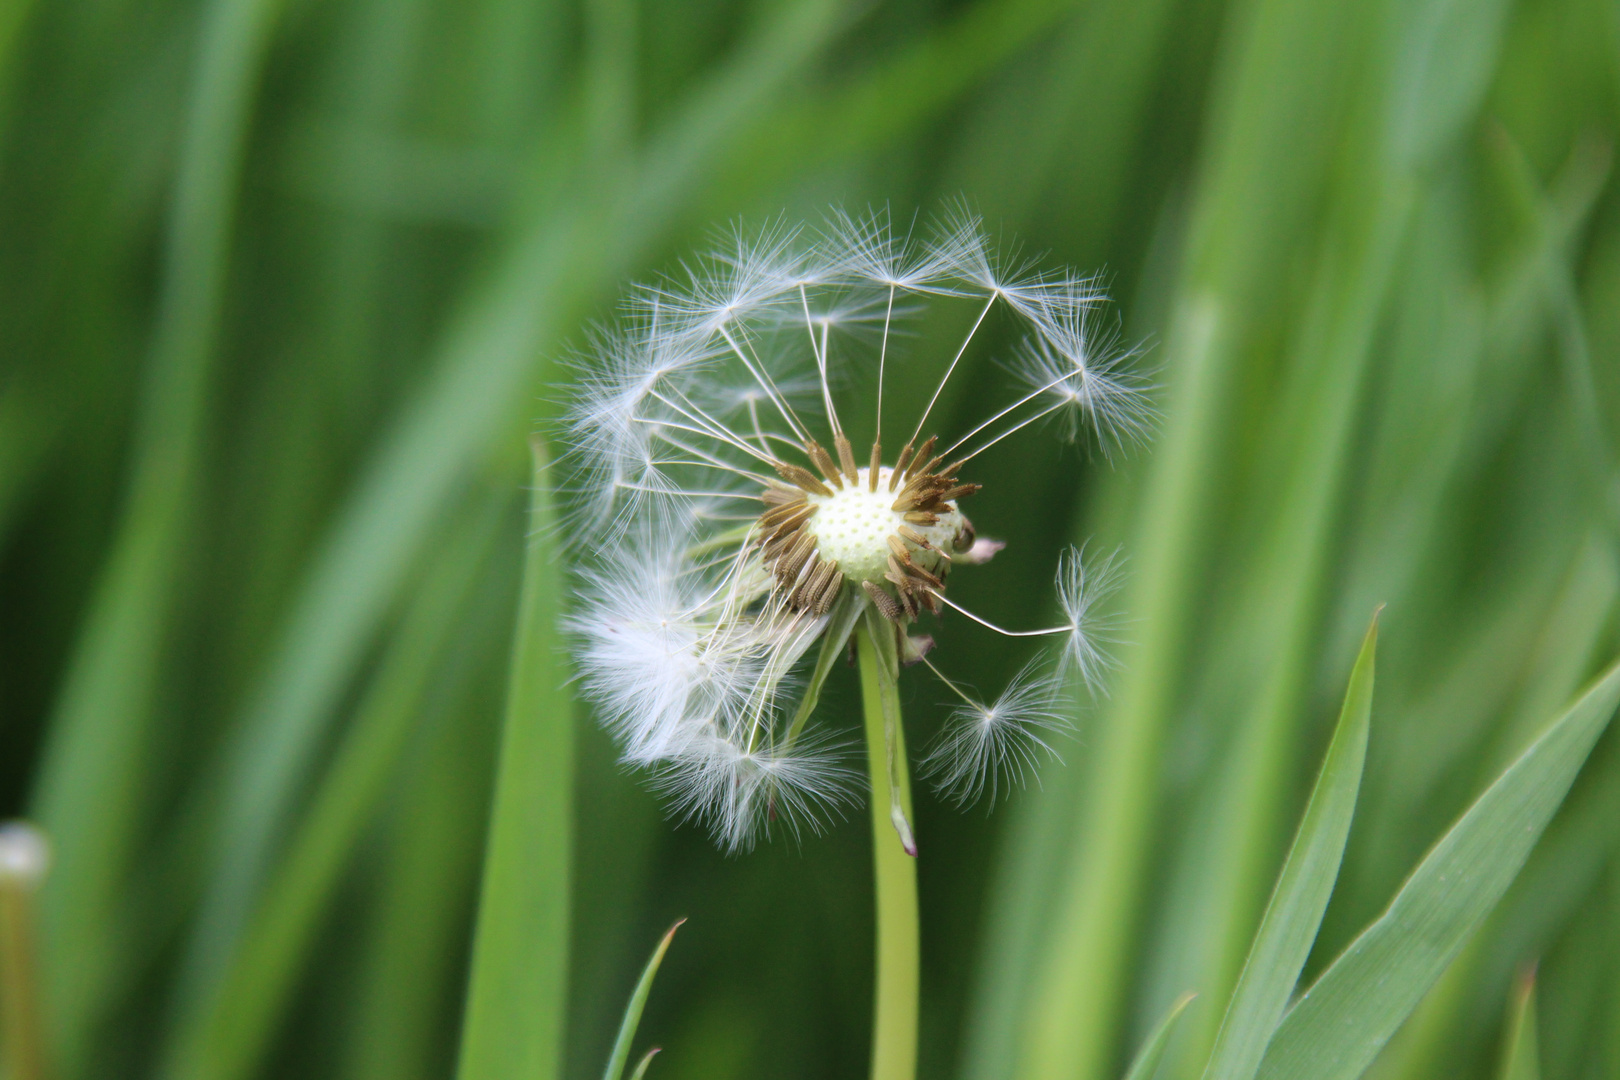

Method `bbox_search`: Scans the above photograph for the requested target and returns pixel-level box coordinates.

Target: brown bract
[759,433,980,620]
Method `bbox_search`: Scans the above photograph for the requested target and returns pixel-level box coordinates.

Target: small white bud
[0,822,50,889]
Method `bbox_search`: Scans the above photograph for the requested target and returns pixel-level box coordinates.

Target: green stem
[854,612,918,1080]
[1,824,51,1080]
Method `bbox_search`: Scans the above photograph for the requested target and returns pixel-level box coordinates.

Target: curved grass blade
[1201,612,1378,1080]
[602,920,684,1080]
[628,1047,661,1080]
[456,446,573,1080]
[1255,656,1620,1080]
[1496,966,1539,1080]
[1122,991,1196,1080]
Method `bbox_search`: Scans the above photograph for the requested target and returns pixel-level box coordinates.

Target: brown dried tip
[897,525,932,549]
[904,436,937,479]
[863,581,904,620]
[814,569,845,615]
[804,440,844,488]
[835,433,859,487]
[775,530,816,584]
[794,558,837,609]
[889,443,915,490]
[761,482,803,507]
[775,461,832,497]
[762,502,816,540]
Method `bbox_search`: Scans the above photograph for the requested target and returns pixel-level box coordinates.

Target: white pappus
[563,208,1148,850]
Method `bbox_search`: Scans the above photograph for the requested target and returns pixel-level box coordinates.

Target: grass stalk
[455,443,573,1080]
[31,0,288,1057]
[156,492,507,1080]
[854,611,918,1080]
[0,824,51,1080]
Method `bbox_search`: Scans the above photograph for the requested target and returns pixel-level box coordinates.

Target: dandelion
[565,206,1142,853]
[562,207,1142,1080]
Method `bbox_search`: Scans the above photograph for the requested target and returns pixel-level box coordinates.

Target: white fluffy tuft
[1055,545,1124,693]
[922,663,1068,805]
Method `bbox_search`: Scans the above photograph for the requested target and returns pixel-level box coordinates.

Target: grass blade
[341,619,507,1080]
[1495,967,1539,1080]
[159,492,506,1080]
[628,1048,661,1080]
[601,921,684,1080]
[455,445,573,1080]
[30,0,287,1060]
[1255,656,1620,1080]
[1122,992,1196,1080]
[1201,612,1378,1080]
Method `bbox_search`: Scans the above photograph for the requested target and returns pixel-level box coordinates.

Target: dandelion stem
[855,614,918,1080]
[0,823,52,1080]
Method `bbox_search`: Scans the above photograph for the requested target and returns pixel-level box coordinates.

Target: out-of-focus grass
[0,0,1616,1078]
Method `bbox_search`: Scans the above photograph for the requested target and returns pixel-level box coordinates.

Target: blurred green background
[2,0,1619,1078]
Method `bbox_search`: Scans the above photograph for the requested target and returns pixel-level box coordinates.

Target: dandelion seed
[563,208,1142,849]
[1055,546,1124,692]
[921,663,1068,805]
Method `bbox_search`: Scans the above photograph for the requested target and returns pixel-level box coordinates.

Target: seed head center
[805,467,960,586]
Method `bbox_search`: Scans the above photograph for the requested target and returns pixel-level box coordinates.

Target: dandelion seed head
[802,465,966,588]
[564,207,1144,845]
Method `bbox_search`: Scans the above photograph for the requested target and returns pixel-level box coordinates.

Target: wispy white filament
[563,207,1145,849]
[922,663,1068,805]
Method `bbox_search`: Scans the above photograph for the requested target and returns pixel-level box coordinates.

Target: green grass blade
[1201,613,1378,1080]
[1255,656,1620,1080]
[1495,967,1539,1080]
[29,0,288,1063]
[627,1047,661,1080]
[158,493,505,1080]
[341,672,500,1080]
[1122,992,1196,1080]
[601,921,684,1080]
[455,446,573,1080]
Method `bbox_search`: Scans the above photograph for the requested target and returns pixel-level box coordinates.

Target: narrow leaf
[1255,657,1620,1080]
[1496,966,1539,1080]
[162,497,503,1080]
[1122,992,1196,1080]
[455,445,573,1080]
[784,592,863,747]
[628,1048,661,1080]
[1202,613,1378,1080]
[603,921,684,1080]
